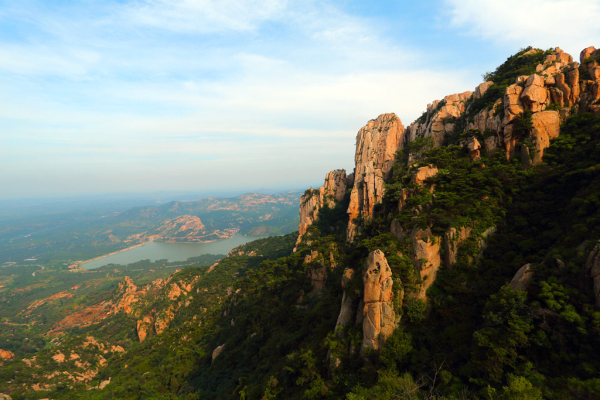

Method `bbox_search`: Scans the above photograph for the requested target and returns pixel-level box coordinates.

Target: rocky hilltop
[294,45,600,363]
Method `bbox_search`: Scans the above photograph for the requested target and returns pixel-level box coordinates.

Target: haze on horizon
[1,0,599,200]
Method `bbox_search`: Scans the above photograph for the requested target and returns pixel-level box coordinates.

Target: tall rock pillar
[361,249,396,355]
[347,114,405,242]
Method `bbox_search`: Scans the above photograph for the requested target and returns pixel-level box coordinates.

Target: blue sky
[0,0,599,199]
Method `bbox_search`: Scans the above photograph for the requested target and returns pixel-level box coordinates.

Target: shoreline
[79,234,265,270]
[79,242,150,267]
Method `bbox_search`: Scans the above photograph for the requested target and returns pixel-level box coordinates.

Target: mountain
[2,45,600,399]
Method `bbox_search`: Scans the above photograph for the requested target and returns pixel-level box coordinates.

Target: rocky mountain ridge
[295,45,600,359]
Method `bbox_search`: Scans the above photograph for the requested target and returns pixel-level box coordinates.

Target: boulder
[460,136,481,161]
[509,264,534,291]
[154,308,174,335]
[555,73,573,107]
[212,344,225,361]
[412,165,438,185]
[98,378,111,389]
[521,74,547,112]
[474,81,494,99]
[504,84,524,125]
[0,394,12,400]
[361,250,396,354]
[530,111,560,164]
[408,91,472,147]
[581,46,597,64]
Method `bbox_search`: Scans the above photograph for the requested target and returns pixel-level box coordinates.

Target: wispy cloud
[0,0,486,199]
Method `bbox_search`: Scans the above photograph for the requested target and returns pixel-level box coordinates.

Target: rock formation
[0,349,14,361]
[136,314,155,342]
[310,262,327,295]
[407,92,473,146]
[347,114,406,242]
[361,250,396,354]
[295,169,347,251]
[410,228,441,300]
[114,277,144,315]
[212,344,225,361]
[330,268,356,368]
[444,226,472,268]
[509,264,534,292]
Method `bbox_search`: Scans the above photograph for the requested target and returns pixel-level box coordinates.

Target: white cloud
[0,0,486,198]
[444,0,600,56]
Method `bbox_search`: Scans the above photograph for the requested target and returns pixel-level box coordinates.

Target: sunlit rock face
[347,114,406,242]
[294,169,347,251]
[361,250,396,355]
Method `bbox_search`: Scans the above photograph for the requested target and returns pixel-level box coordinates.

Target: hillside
[2,45,600,399]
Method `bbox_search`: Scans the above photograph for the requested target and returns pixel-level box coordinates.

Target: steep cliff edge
[347,113,406,242]
[294,169,349,251]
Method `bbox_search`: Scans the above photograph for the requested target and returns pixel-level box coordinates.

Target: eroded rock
[529,110,560,164]
[212,344,225,361]
[444,226,472,268]
[347,114,405,242]
[474,81,494,99]
[521,74,547,112]
[412,165,438,185]
[136,314,154,343]
[295,170,347,250]
[361,250,396,355]
[411,228,441,299]
[0,349,14,361]
[509,264,534,291]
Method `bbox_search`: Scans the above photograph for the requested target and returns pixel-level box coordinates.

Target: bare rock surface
[295,169,347,250]
[362,250,396,354]
[347,114,405,242]
[509,264,534,291]
[410,228,441,300]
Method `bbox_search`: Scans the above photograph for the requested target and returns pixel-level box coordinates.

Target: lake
[82,235,265,270]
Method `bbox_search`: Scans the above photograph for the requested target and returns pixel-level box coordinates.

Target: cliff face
[293,45,600,355]
[294,169,348,251]
[346,113,406,242]
[301,46,600,248]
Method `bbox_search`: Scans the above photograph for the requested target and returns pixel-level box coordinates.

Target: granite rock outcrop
[361,250,396,354]
[347,114,405,242]
[295,169,348,251]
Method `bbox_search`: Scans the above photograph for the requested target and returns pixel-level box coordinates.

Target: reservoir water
[82,235,265,270]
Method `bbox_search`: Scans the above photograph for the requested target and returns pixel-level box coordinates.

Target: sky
[0,0,599,200]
